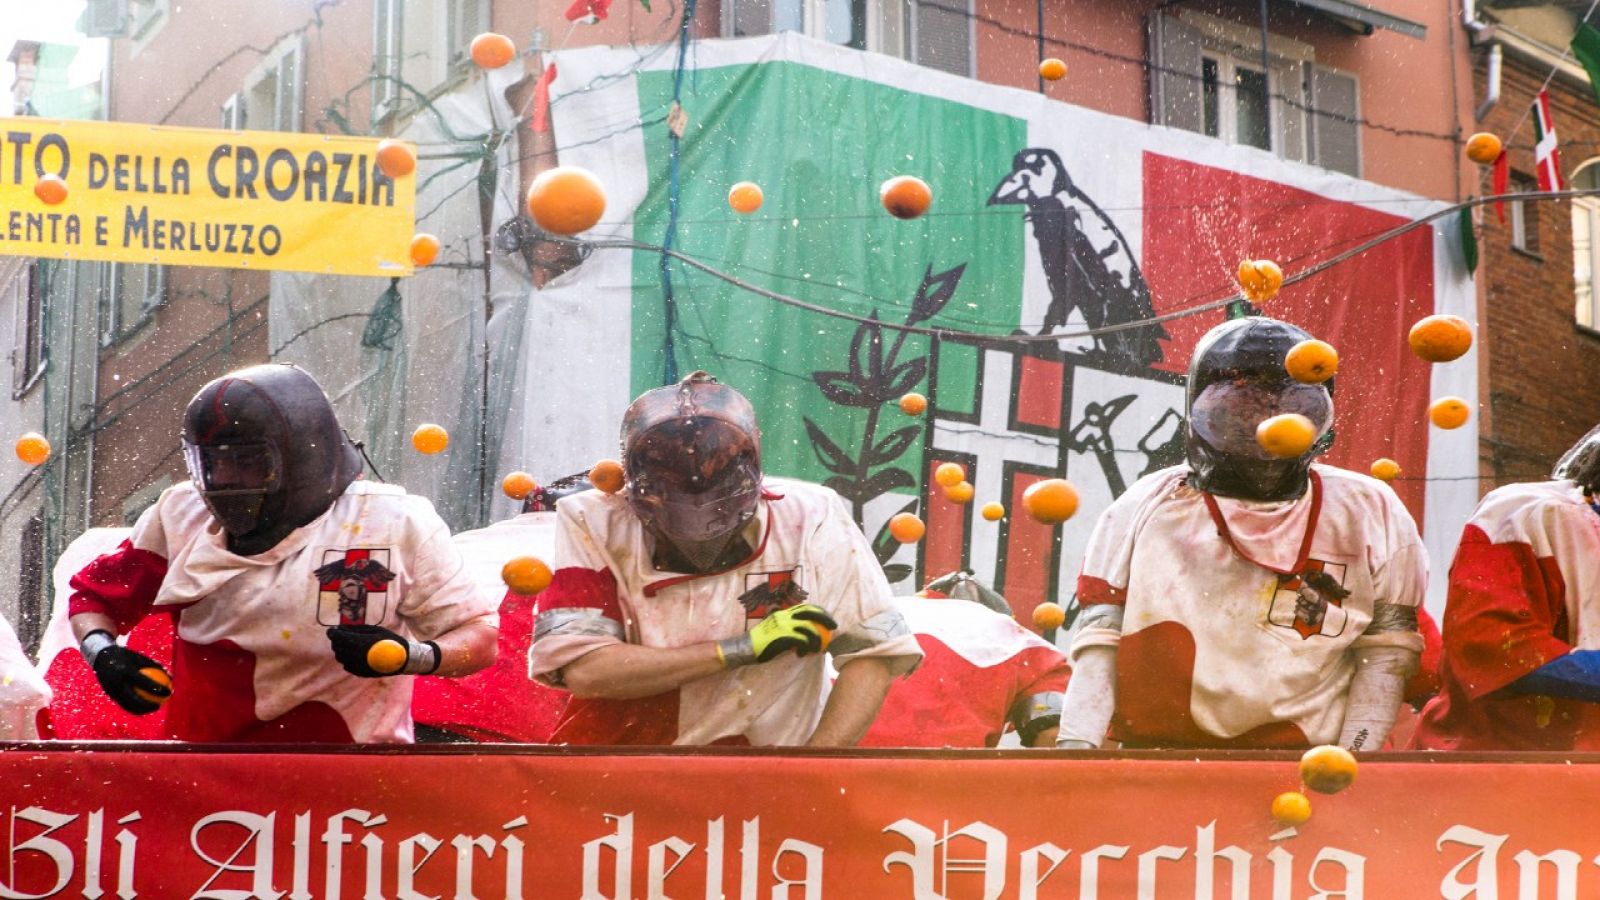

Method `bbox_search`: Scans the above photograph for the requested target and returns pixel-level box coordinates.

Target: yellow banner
[0,118,416,277]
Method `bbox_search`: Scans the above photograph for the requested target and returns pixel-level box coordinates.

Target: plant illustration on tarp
[803,264,966,583]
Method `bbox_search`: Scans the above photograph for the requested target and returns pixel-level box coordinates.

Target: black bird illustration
[989,148,1167,369]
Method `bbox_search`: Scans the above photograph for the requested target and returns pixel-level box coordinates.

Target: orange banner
[5,747,1600,898]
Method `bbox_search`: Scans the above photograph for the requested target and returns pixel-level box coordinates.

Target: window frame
[720,0,972,77]
[238,35,305,133]
[1510,172,1542,259]
[1197,51,1275,153]
[1573,162,1600,332]
[98,261,166,348]
[1149,11,1355,171]
[11,260,48,399]
[373,0,486,127]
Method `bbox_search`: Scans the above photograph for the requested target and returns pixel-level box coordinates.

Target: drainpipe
[1476,42,1501,122]
[1462,0,1490,38]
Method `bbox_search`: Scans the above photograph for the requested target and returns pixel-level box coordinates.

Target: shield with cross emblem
[314,549,397,626]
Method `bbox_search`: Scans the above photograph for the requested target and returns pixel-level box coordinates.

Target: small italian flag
[1533,89,1566,191]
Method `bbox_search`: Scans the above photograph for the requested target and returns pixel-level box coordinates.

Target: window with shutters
[374,0,490,125]
[11,260,47,398]
[1573,161,1600,331]
[723,0,970,77]
[1149,10,1358,176]
[1510,173,1541,258]
[99,261,165,348]
[233,36,304,133]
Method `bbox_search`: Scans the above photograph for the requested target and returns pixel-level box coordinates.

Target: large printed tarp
[4,747,1599,897]
[512,33,1475,618]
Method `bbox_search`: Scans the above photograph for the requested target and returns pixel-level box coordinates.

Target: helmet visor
[628,460,760,543]
[183,441,282,495]
[1190,379,1332,461]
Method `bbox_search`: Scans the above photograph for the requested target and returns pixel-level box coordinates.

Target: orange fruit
[1038,58,1067,81]
[1465,132,1503,165]
[943,481,975,504]
[14,432,50,466]
[1271,791,1312,826]
[1284,339,1338,384]
[1429,396,1471,430]
[366,639,408,675]
[1237,259,1284,302]
[375,139,416,179]
[34,174,67,205]
[1256,414,1317,458]
[880,175,932,220]
[1407,314,1473,363]
[1370,458,1401,482]
[1032,601,1066,631]
[589,458,625,494]
[469,32,517,69]
[411,423,449,454]
[132,666,171,707]
[501,471,537,500]
[728,181,764,214]
[980,501,1005,521]
[933,462,965,488]
[888,512,925,543]
[899,392,927,416]
[1022,478,1079,525]
[1299,745,1358,794]
[409,233,440,267]
[502,556,554,596]
[527,166,607,235]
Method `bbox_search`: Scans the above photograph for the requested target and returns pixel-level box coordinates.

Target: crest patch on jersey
[1267,559,1349,640]
[314,548,396,626]
[739,568,807,622]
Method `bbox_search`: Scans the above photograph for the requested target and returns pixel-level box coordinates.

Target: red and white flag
[1533,88,1566,191]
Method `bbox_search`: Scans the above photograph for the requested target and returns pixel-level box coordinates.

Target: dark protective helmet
[1185,317,1334,502]
[922,570,1013,616]
[182,364,363,555]
[621,371,762,571]
[1553,422,1600,494]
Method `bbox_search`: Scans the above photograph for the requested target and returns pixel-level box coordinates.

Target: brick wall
[1475,55,1600,487]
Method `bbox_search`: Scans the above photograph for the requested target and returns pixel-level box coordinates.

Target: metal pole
[1037,0,1046,93]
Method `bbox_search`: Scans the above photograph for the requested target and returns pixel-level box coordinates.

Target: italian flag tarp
[511,33,1478,617]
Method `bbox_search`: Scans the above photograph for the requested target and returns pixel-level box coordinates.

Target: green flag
[1572,22,1600,107]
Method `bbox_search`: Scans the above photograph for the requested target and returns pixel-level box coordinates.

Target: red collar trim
[1200,469,1323,576]
[642,498,775,597]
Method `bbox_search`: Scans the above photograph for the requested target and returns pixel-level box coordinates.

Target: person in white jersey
[528,371,923,746]
[1057,316,1426,751]
[65,364,498,742]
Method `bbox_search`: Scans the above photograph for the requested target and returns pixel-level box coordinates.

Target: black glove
[326,624,439,678]
[83,631,171,715]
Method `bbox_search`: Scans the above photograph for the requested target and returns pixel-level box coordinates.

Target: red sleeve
[535,567,622,622]
[1441,524,1572,701]
[1012,644,1071,698]
[1075,575,1126,607]
[66,540,168,633]
[1405,605,1444,703]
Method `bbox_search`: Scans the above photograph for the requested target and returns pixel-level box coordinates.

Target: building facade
[7,0,1580,632]
[1468,2,1600,485]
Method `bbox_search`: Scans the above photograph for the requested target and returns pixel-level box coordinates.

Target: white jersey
[529,479,923,746]
[0,612,49,740]
[74,480,497,743]
[1072,464,1426,747]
